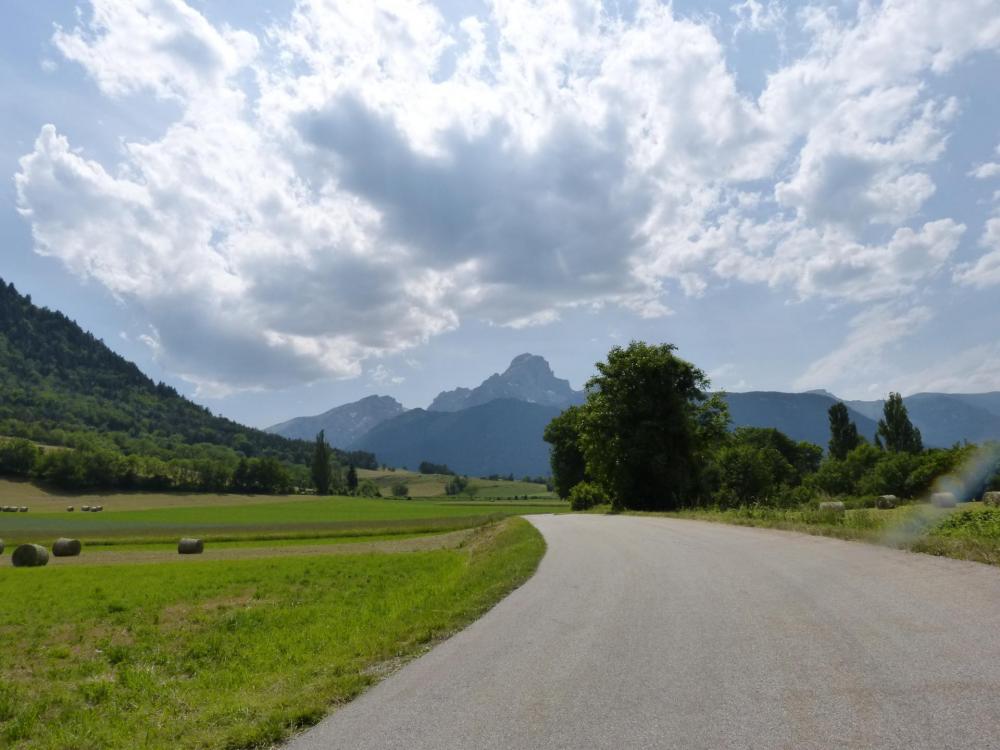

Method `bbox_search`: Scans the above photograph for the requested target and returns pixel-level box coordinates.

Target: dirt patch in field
[40,527,480,567]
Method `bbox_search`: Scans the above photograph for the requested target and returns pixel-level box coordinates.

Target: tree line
[545,342,1000,511]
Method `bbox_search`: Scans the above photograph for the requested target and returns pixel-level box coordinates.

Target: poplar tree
[827,402,861,459]
[311,430,333,495]
[877,393,923,454]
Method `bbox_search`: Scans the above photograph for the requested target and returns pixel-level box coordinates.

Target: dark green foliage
[311,431,334,495]
[715,443,789,506]
[444,475,470,495]
[577,342,729,511]
[828,402,862,459]
[712,428,822,507]
[877,392,923,454]
[568,481,605,510]
[355,480,381,497]
[418,461,453,475]
[0,438,40,477]
[542,406,586,499]
[390,481,409,498]
[346,464,358,493]
[231,457,292,494]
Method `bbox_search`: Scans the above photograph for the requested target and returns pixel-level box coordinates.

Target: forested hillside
[0,279,373,490]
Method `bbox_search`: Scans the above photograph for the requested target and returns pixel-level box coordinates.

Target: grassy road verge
[654,502,1000,566]
[0,518,545,749]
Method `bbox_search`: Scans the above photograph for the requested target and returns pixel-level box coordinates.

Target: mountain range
[6,272,997,480]
[267,395,406,445]
[270,355,1000,477]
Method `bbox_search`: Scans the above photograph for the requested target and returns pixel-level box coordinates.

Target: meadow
[0,518,545,750]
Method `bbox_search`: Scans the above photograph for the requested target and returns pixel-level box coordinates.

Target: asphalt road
[285,514,1000,749]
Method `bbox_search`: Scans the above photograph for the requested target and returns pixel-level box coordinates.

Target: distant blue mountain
[354,398,560,477]
[723,392,878,448]
[266,394,406,448]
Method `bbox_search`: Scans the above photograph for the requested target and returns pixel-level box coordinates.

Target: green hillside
[0,278,372,488]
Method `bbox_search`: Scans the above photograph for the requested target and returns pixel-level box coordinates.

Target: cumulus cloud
[954,218,1000,289]
[14,0,1000,392]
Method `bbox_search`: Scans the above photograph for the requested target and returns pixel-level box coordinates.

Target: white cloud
[53,0,257,100]
[369,364,404,385]
[794,304,934,393]
[15,0,1000,392]
[892,343,1000,395]
[970,163,1000,179]
[954,218,1000,289]
[731,1,785,36]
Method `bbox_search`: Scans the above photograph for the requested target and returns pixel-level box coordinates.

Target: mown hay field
[0,518,546,750]
[0,488,566,547]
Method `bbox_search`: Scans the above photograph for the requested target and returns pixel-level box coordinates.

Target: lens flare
[880,443,1000,548]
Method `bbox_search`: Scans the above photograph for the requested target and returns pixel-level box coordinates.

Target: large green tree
[577,342,729,511]
[877,393,923,454]
[311,430,334,495]
[542,405,587,499]
[828,402,862,460]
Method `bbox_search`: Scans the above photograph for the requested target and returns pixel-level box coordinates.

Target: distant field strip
[0,496,567,547]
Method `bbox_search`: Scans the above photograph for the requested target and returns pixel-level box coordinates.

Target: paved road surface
[285,514,1000,749]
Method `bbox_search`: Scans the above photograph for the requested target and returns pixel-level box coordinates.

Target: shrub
[390,482,409,498]
[356,480,381,498]
[0,438,40,477]
[568,481,605,511]
[444,475,470,496]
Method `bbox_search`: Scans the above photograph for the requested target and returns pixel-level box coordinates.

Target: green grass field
[0,517,545,750]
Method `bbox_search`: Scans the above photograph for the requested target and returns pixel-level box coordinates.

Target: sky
[2,0,1000,428]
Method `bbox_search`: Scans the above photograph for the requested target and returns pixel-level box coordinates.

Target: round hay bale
[1,506,12,513]
[983,491,1000,507]
[19,506,27,512]
[95,506,104,512]
[819,501,846,512]
[81,505,91,511]
[52,538,82,557]
[876,495,897,509]
[931,492,956,508]
[178,538,204,555]
[66,505,75,512]
[11,544,49,568]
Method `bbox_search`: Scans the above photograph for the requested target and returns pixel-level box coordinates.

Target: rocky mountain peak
[428,353,583,412]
